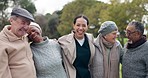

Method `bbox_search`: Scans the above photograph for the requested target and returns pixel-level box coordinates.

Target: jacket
[91,35,123,78]
[0,26,36,78]
[58,32,95,78]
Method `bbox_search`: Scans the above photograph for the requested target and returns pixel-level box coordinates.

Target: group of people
[0,7,147,78]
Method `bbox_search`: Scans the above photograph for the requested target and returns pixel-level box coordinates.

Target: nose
[79,26,83,29]
[125,33,129,38]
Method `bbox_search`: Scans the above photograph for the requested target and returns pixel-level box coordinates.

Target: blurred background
[0,0,148,46]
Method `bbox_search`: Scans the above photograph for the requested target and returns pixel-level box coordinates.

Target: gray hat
[11,7,34,22]
[98,21,118,36]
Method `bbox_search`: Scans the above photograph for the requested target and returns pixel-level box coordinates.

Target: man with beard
[122,21,148,78]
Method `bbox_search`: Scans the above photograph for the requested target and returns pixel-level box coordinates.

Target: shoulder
[58,33,73,43]
[85,33,94,42]
[86,33,93,37]
[140,41,148,49]
[49,39,59,45]
[59,33,73,40]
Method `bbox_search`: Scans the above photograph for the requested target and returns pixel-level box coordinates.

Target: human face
[27,26,43,43]
[10,16,30,37]
[104,31,118,44]
[125,25,139,43]
[73,17,88,39]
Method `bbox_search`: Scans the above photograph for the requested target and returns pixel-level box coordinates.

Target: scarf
[127,35,147,49]
[95,34,119,78]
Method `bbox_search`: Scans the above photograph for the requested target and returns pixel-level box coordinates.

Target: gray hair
[128,21,144,35]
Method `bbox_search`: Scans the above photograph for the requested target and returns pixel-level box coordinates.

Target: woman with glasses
[91,21,123,78]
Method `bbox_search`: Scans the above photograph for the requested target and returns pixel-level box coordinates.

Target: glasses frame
[124,30,137,35]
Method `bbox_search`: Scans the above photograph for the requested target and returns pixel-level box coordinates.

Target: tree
[34,14,49,37]
[0,0,37,30]
[13,0,36,14]
[57,0,97,36]
[0,0,9,29]
[48,13,60,39]
[85,1,109,37]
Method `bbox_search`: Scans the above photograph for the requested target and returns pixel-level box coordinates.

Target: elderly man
[0,7,36,78]
[122,21,148,78]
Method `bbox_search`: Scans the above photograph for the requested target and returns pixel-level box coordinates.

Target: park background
[1,0,148,46]
[1,0,148,77]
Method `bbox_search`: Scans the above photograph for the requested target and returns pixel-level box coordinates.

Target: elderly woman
[91,21,123,78]
[27,22,67,78]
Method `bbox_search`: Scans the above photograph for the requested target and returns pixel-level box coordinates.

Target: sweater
[122,41,148,78]
[30,37,67,78]
[73,35,91,78]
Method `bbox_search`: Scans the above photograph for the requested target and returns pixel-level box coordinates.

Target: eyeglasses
[124,30,137,35]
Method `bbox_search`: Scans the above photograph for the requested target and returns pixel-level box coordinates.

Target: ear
[72,24,75,29]
[9,17,13,23]
[104,35,107,39]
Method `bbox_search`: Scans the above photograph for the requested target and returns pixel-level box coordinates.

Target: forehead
[17,16,30,22]
[111,30,118,33]
[126,25,136,31]
[76,18,87,24]
[29,25,41,32]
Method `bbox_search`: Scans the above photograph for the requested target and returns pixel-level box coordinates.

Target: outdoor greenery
[0,0,146,77]
[0,0,148,46]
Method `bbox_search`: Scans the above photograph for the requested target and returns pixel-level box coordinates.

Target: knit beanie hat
[30,22,42,33]
[98,21,118,36]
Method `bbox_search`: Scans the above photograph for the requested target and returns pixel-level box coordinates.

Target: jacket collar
[3,25,26,41]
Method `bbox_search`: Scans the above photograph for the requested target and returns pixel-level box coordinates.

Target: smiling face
[10,16,30,37]
[104,30,118,44]
[27,25,43,43]
[73,17,88,39]
[125,25,140,43]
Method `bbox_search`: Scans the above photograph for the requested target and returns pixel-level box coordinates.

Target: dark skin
[125,25,142,44]
[27,26,43,43]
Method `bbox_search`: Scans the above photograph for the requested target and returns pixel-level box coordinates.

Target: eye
[76,24,80,27]
[82,24,86,27]
[31,29,36,32]
[20,20,25,25]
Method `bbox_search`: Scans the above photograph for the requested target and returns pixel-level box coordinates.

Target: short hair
[9,15,18,21]
[73,14,89,25]
[128,21,144,35]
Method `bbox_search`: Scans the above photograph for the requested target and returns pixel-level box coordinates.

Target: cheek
[84,27,88,31]
[106,35,114,40]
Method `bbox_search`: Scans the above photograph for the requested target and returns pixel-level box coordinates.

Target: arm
[0,46,12,78]
[144,53,148,78]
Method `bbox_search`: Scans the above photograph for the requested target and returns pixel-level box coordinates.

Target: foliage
[48,13,60,39]
[0,0,148,45]
[0,0,36,30]
[57,0,98,36]
[0,0,9,29]
[56,0,148,45]
[34,14,49,37]
[11,0,36,14]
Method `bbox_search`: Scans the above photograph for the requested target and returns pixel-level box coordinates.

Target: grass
[120,64,122,78]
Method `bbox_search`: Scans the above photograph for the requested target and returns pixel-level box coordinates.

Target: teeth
[78,31,83,33]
